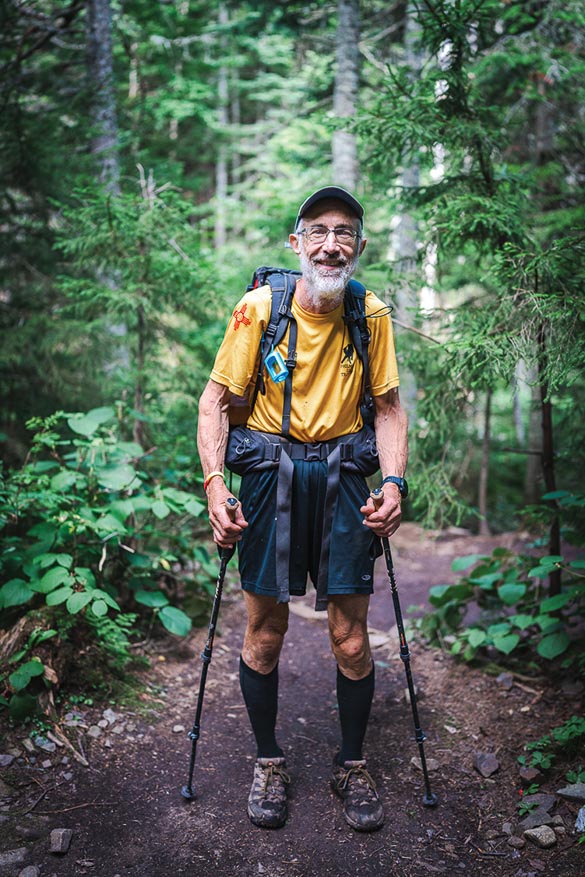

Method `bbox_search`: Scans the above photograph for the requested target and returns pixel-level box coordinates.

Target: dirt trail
[0,526,582,877]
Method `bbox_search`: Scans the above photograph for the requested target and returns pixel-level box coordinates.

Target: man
[197,186,407,833]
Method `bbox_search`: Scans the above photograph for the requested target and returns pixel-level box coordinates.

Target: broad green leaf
[535,614,560,633]
[509,614,535,630]
[569,560,585,570]
[45,587,74,606]
[96,464,139,491]
[428,584,470,607]
[528,566,551,579]
[0,579,34,608]
[128,552,152,569]
[471,573,502,590]
[67,406,115,436]
[541,491,570,501]
[9,692,39,720]
[135,590,169,608]
[91,589,120,611]
[487,622,511,636]
[114,440,144,458]
[452,554,488,572]
[493,633,520,655]
[468,629,487,648]
[159,606,192,637]
[537,631,570,660]
[540,593,571,613]
[95,513,128,535]
[34,567,71,593]
[162,488,192,504]
[73,567,96,589]
[91,599,109,617]
[30,460,59,473]
[108,499,135,521]
[151,500,170,520]
[537,555,564,565]
[498,583,527,605]
[32,553,73,573]
[50,470,78,492]
[184,497,206,516]
[66,592,93,614]
[9,660,45,691]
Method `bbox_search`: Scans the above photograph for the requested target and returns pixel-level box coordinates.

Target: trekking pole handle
[225,497,239,520]
[370,487,384,510]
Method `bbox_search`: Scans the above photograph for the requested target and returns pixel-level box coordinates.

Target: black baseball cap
[294,186,364,230]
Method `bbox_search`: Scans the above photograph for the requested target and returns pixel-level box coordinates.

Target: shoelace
[338,765,377,795]
[259,762,291,796]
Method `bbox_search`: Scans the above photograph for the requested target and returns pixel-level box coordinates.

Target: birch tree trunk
[332,0,360,189]
[215,4,229,249]
[390,3,422,418]
[86,0,120,193]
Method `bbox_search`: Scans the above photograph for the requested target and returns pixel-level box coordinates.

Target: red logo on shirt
[233,303,251,330]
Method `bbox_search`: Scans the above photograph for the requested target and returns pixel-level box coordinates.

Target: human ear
[289,233,302,255]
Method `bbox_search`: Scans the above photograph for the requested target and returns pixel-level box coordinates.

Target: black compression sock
[336,662,375,763]
[239,656,284,759]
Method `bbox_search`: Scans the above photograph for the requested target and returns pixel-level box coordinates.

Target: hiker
[197,186,407,832]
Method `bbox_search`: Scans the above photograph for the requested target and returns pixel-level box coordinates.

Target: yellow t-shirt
[210,284,400,443]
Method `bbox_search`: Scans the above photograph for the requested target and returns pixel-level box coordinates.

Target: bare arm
[197,379,248,548]
[361,387,408,537]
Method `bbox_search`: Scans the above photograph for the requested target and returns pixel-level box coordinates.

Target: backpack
[245,266,374,436]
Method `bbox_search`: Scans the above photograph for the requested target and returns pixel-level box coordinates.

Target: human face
[289,203,366,304]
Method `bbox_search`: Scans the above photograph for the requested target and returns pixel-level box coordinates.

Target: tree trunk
[524,366,543,505]
[478,389,492,536]
[215,3,229,248]
[389,3,422,419]
[537,322,561,596]
[332,0,360,189]
[86,0,120,193]
[133,301,146,449]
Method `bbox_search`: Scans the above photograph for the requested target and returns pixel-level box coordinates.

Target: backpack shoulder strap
[343,280,374,424]
[249,268,299,417]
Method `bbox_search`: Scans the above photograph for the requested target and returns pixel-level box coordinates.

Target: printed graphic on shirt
[232,303,251,331]
[340,342,355,378]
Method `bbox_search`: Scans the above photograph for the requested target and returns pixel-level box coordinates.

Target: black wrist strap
[382,475,408,498]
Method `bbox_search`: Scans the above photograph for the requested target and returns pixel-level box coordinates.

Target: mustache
[313,258,347,267]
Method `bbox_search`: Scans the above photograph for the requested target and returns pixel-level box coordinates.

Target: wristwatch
[382,475,409,498]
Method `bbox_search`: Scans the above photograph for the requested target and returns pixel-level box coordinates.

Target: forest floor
[0,524,583,877]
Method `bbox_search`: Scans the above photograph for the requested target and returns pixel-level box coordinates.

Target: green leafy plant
[419,545,585,663]
[0,406,208,718]
[517,716,585,775]
[517,782,541,817]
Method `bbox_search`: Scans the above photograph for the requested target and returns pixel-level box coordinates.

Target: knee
[329,627,371,677]
[244,616,288,672]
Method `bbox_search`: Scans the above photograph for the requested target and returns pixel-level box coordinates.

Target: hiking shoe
[247,757,290,829]
[331,758,384,832]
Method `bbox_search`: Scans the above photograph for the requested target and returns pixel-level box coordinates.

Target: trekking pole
[371,488,438,807]
[181,497,240,801]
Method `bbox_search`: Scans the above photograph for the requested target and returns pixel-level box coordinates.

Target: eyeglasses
[296,225,360,245]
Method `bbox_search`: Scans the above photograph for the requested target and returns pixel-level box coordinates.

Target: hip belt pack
[225,425,380,610]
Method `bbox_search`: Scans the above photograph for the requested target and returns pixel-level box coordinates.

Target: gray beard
[299,249,359,310]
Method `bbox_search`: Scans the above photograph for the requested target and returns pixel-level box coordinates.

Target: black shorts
[237,459,379,601]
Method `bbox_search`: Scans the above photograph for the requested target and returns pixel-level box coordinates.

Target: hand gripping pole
[181,497,239,801]
[371,488,438,807]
